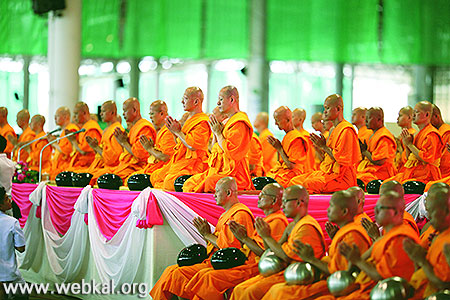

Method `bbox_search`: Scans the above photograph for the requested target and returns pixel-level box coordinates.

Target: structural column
[129,58,140,98]
[48,0,81,122]
[247,0,269,121]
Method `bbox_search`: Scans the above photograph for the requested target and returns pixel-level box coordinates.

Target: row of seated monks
[1,85,450,193]
[151,177,450,300]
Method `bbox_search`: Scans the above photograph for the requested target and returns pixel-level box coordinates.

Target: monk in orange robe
[266,107,314,188]
[289,94,361,194]
[45,107,79,179]
[26,115,51,171]
[254,112,277,174]
[11,109,36,162]
[248,132,264,178]
[0,107,17,159]
[420,222,437,250]
[131,100,176,176]
[183,183,289,300]
[403,183,450,299]
[150,177,256,300]
[262,190,372,300]
[311,112,328,167]
[151,87,211,190]
[66,102,102,171]
[230,185,327,300]
[384,101,443,184]
[80,101,123,182]
[431,104,450,177]
[93,98,156,182]
[394,106,417,171]
[356,107,396,185]
[315,190,420,300]
[352,107,373,144]
[293,108,315,170]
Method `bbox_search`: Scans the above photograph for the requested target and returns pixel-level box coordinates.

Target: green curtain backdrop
[0,0,449,64]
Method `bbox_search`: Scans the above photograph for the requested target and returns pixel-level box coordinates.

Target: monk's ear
[226,189,231,197]
[342,207,348,217]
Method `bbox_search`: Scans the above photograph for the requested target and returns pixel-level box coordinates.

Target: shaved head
[30,114,45,132]
[284,184,309,207]
[292,108,306,130]
[347,186,365,213]
[367,107,383,120]
[54,106,71,127]
[353,107,367,116]
[274,106,292,119]
[123,97,141,124]
[263,183,284,203]
[56,106,70,117]
[102,100,117,113]
[258,183,284,212]
[416,101,433,114]
[413,101,432,127]
[185,87,204,102]
[366,107,384,131]
[74,102,90,125]
[325,94,344,109]
[352,107,367,127]
[274,106,293,132]
[330,190,358,218]
[150,100,168,113]
[0,107,7,117]
[311,112,323,123]
[17,109,30,122]
[380,180,405,199]
[220,85,239,101]
[75,102,89,114]
[426,183,450,232]
[381,191,404,210]
[31,114,45,125]
[254,112,269,133]
[217,176,238,193]
[400,106,414,117]
[431,104,444,128]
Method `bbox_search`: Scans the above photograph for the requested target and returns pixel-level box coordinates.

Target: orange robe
[93,118,156,182]
[26,131,52,171]
[289,120,361,194]
[356,126,397,185]
[315,223,420,300]
[248,132,264,178]
[409,226,450,299]
[185,112,253,193]
[357,125,373,145]
[68,120,102,170]
[0,123,16,158]
[259,128,277,174]
[298,129,316,171]
[184,210,288,300]
[46,123,79,179]
[133,125,176,175]
[13,126,36,162]
[385,123,443,184]
[150,203,255,300]
[230,214,327,300]
[262,220,372,300]
[420,224,436,250]
[438,123,450,178]
[266,130,314,188]
[80,121,123,184]
[151,113,211,191]
[394,127,416,171]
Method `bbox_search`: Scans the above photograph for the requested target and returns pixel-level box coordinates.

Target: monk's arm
[173,131,196,151]
[70,139,87,155]
[361,150,386,166]
[418,258,450,290]
[146,146,169,162]
[404,143,426,163]
[278,147,295,169]
[262,235,291,263]
[241,237,265,257]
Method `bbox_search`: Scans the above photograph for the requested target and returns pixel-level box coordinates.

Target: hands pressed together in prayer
[339,242,362,265]
[166,116,182,135]
[359,140,368,154]
[293,240,315,262]
[400,128,413,146]
[65,129,77,141]
[229,220,248,242]
[114,127,128,144]
[403,238,427,267]
[139,135,154,151]
[361,218,380,241]
[267,136,282,151]
[325,221,339,239]
[208,115,224,138]
[193,217,211,237]
[255,217,271,239]
[310,133,327,150]
[85,135,99,148]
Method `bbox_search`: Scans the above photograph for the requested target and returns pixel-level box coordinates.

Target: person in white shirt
[0,185,26,299]
[0,135,15,195]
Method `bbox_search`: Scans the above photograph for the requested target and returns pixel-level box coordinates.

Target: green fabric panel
[267,0,379,63]
[0,1,47,56]
[203,0,249,59]
[82,0,121,58]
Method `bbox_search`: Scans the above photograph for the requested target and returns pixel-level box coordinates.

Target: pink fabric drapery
[136,192,164,229]
[11,183,39,227]
[45,185,83,235]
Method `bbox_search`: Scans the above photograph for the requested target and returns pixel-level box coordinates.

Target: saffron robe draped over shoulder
[385,123,443,184]
[150,203,255,300]
[26,131,52,171]
[409,227,450,299]
[289,120,361,194]
[183,210,288,300]
[68,119,102,170]
[259,128,277,174]
[151,112,211,191]
[183,112,253,193]
[13,126,35,162]
[266,130,314,188]
[230,215,327,300]
[357,125,373,145]
[315,223,420,300]
[438,123,450,178]
[248,132,264,178]
[262,220,372,300]
[0,123,16,158]
[394,127,417,171]
[46,123,79,179]
[356,126,397,185]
